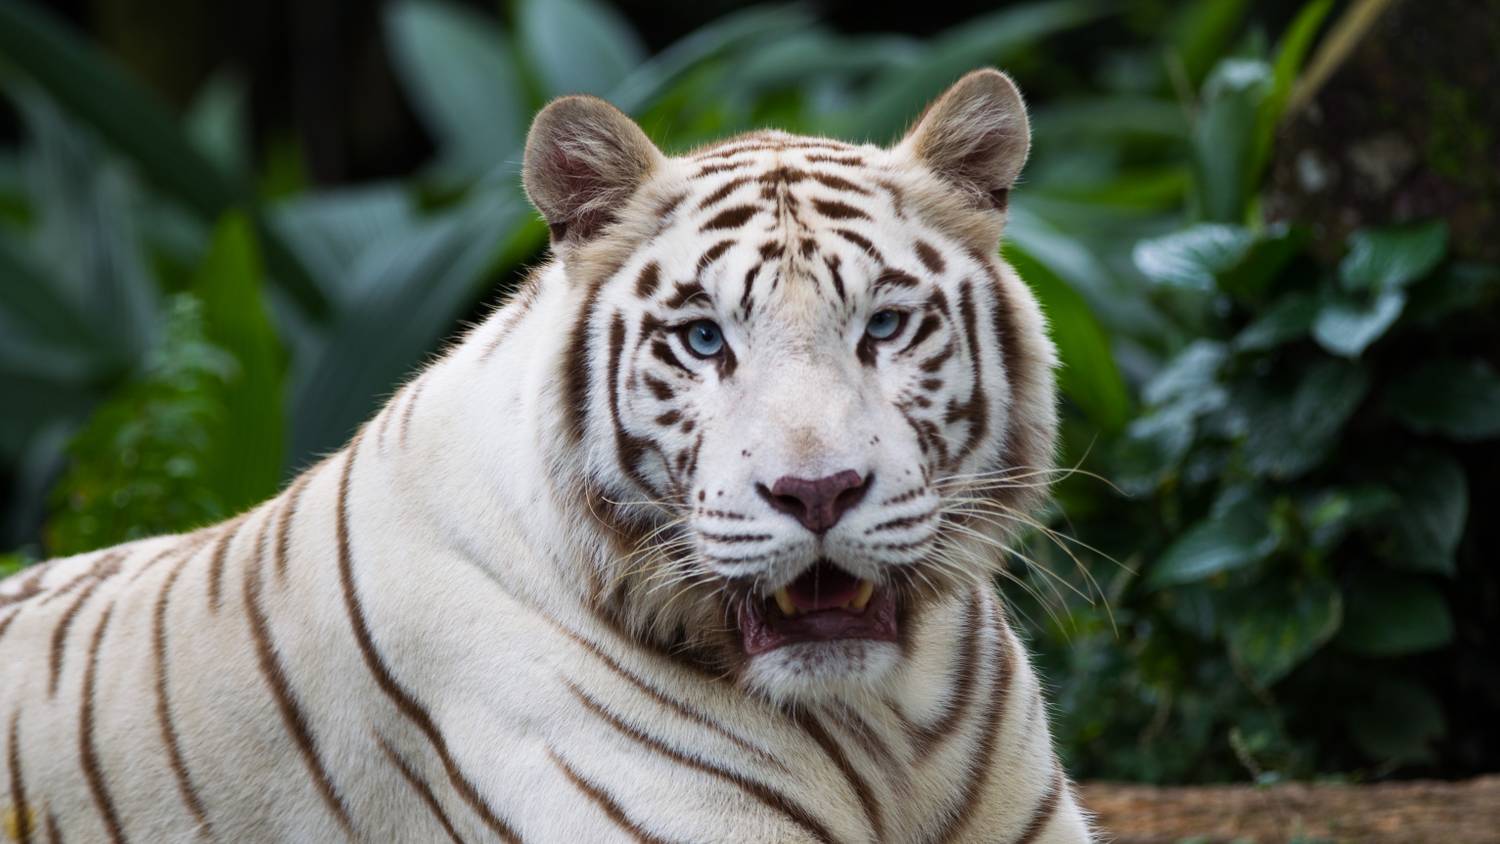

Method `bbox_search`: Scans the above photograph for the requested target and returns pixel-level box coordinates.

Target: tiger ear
[523,95,663,245]
[897,69,1030,213]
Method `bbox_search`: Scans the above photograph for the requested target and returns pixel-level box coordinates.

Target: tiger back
[0,69,1093,842]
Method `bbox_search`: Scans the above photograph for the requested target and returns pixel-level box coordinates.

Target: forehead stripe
[701,204,759,232]
[811,198,870,221]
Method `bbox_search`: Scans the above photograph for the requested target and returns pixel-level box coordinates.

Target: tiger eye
[865,309,904,341]
[684,320,725,357]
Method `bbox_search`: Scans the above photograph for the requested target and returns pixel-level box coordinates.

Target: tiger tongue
[785,561,861,611]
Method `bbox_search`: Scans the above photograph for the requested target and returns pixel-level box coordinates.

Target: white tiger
[0,69,1092,842]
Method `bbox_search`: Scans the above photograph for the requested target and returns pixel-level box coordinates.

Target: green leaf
[1226,575,1341,687]
[1384,449,1467,576]
[1339,576,1454,656]
[1338,221,1448,293]
[1147,492,1277,590]
[1143,340,1227,409]
[1385,358,1500,441]
[1312,289,1404,358]
[1191,59,1273,222]
[185,71,250,180]
[1239,359,1369,479]
[833,0,1107,142]
[1134,224,1253,292]
[1234,291,1317,351]
[385,0,529,180]
[1167,0,1251,86]
[517,0,646,100]
[0,0,327,319]
[1348,679,1446,765]
[1299,484,1399,553]
[609,6,815,114]
[1002,243,1131,431]
[193,213,286,512]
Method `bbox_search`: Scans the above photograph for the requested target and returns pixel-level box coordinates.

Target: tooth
[774,588,797,617]
[851,580,875,611]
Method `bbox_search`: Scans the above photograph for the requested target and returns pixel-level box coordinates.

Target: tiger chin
[0,70,1092,842]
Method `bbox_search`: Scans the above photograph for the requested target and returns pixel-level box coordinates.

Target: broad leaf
[385,0,529,180]
[1240,359,1369,479]
[517,0,646,100]
[1142,340,1227,409]
[1339,576,1454,656]
[1002,243,1131,431]
[1385,358,1500,441]
[194,213,286,513]
[1147,492,1276,589]
[1234,291,1317,351]
[834,0,1106,142]
[1339,221,1448,293]
[1134,224,1252,292]
[1383,449,1467,576]
[1225,575,1341,687]
[1312,289,1404,358]
[1191,59,1272,222]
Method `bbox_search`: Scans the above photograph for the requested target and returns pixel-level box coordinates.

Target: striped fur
[0,69,1091,841]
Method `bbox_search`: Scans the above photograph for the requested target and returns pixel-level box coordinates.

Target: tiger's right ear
[522,96,663,246]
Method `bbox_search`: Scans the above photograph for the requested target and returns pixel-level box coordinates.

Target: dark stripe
[635,262,662,298]
[205,520,242,613]
[549,747,676,844]
[739,263,761,315]
[244,517,355,835]
[44,813,60,844]
[700,204,759,232]
[902,314,942,355]
[48,554,121,697]
[804,153,865,166]
[608,314,658,494]
[696,239,736,273]
[663,282,705,310]
[78,604,126,844]
[275,471,314,583]
[811,198,870,221]
[829,702,901,772]
[554,625,783,770]
[7,711,32,844]
[375,733,465,844]
[568,683,835,844]
[399,376,427,449]
[1011,770,1064,844]
[874,178,907,218]
[650,340,691,372]
[696,160,752,177]
[834,228,884,264]
[152,547,213,836]
[335,434,521,842]
[562,274,606,444]
[909,592,980,760]
[932,594,1016,844]
[914,241,946,274]
[825,256,845,302]
[874,270,920,291]
[794,711,884,843]
[807,171,870,195]
[696,176,752,211]
[642,375,674,401]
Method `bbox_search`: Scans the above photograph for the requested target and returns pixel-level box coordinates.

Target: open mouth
[737,560,898,656]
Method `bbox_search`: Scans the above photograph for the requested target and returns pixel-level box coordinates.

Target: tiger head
[523,69,1058,703]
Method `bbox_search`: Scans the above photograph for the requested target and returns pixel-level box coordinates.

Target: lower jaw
[736,587,900,657]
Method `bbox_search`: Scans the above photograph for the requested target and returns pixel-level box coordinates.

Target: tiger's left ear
[897,69,1030,214]
[523,95,664,246]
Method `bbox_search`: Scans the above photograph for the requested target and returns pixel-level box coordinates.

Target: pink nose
[758,470,870,534]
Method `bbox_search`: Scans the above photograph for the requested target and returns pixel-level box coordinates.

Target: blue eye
[683,320,725,358]
[866,309,904,341]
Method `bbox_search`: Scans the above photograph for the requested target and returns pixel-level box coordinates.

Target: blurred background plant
[0,0,1495,785]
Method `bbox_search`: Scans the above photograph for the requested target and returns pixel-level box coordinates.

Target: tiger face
[525,70,1057,703]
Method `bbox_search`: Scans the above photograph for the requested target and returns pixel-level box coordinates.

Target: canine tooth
[851,580,875,611]
[773,588,797,617]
